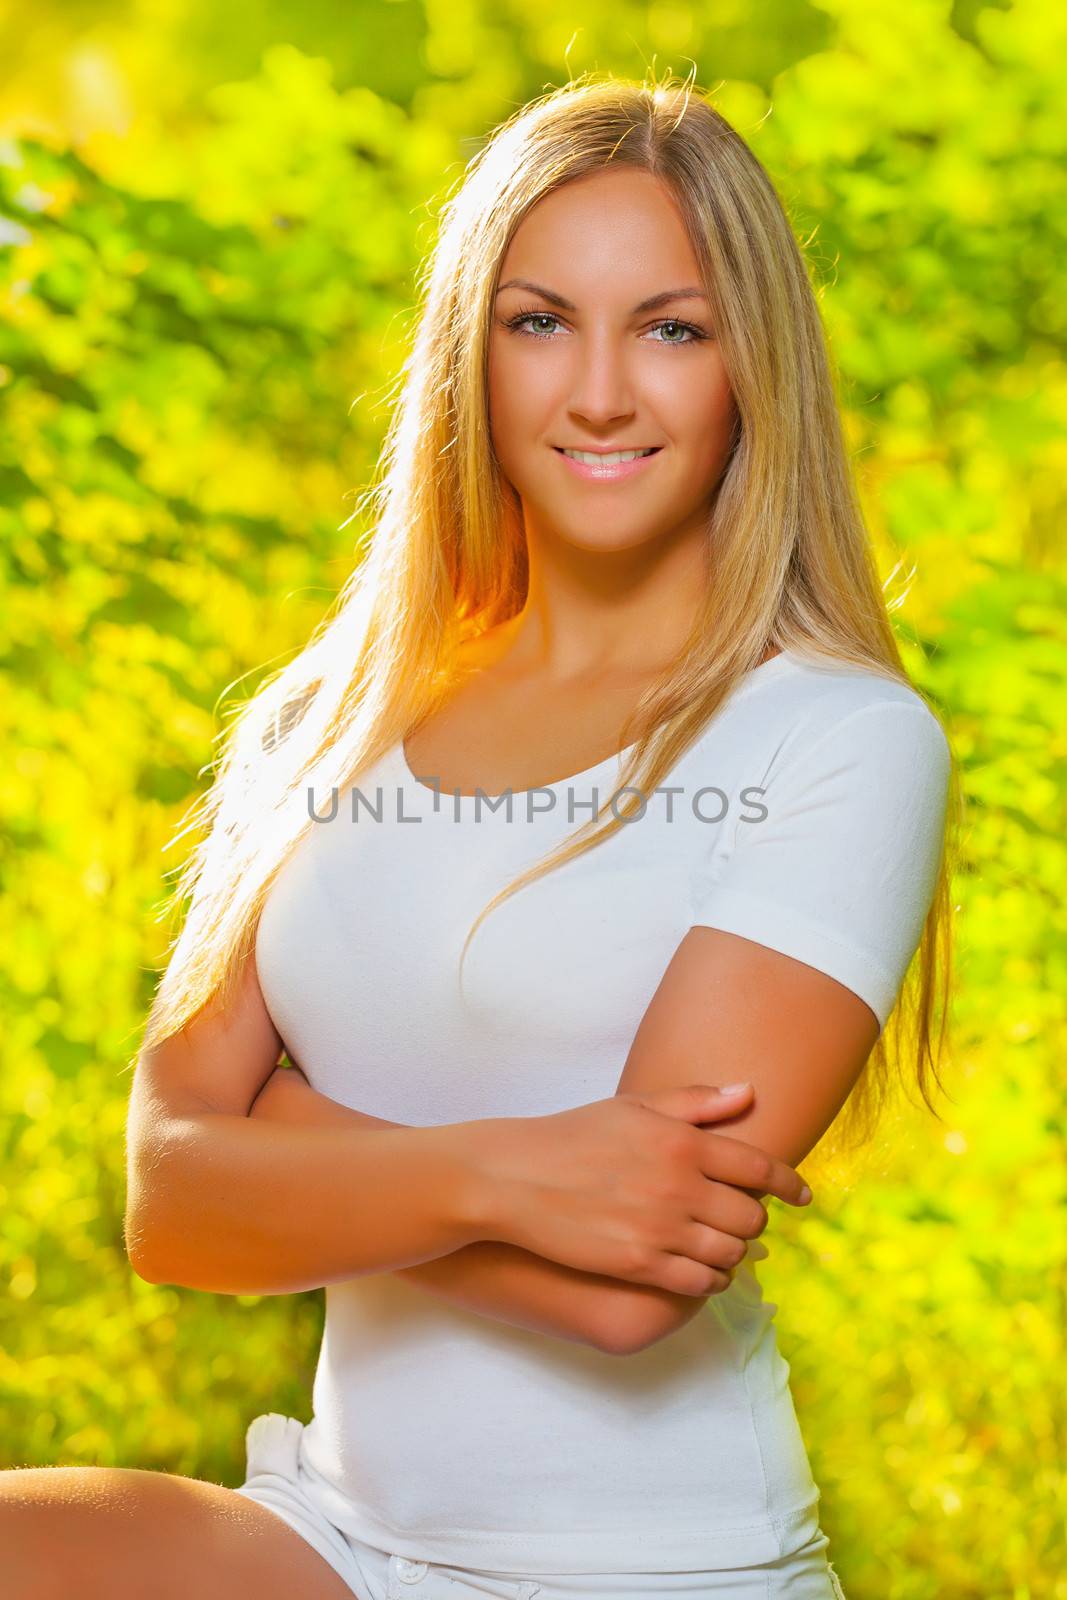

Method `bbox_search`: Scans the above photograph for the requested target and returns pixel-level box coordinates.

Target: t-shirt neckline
[395,647,797,804]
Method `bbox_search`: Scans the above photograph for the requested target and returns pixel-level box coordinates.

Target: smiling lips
[554,445,662,481]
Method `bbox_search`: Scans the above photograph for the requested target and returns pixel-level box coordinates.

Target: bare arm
[129,1109,495,1296]
[248,1065,674,1351]
[609,927,879,1352]
[125,955,492,1296]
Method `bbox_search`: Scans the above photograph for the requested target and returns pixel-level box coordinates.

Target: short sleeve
[689,700,951,1032]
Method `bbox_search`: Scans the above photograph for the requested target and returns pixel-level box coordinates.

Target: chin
[557,523,664,554]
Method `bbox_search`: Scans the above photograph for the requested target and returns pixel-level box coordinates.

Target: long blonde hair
[141,69,962,1160]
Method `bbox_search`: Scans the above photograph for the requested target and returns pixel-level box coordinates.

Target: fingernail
[799,1185,813,1203]
[720,1081,752,1094]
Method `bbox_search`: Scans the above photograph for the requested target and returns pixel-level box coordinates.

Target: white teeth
[561,448,656,465]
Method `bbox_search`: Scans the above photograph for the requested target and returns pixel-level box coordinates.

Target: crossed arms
[246,925,878,1355]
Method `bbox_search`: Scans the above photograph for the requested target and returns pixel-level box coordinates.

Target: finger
[693,1181,768,1240]
[652,1253,735,1298]
[636,1083,754,1124]
[696,1131,812,1207]
[677,1219,751,1272]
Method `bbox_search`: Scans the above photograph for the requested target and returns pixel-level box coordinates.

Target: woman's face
[488,166,736,557]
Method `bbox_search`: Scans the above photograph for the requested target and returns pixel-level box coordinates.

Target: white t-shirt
[254,645,951,1574]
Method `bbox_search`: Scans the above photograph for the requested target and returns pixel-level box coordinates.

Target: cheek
[488,344,521,431]
[488,345,556,468]
[668,367,736,474]
[659,358,733,426]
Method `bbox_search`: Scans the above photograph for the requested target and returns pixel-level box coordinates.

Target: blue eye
[502,309,707,346]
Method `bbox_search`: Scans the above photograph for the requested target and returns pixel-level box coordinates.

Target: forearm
[247,1067,698,1349]
[128,1092,487,1298]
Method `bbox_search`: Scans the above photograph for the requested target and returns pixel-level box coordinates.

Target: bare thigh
[0,1466,360,1600]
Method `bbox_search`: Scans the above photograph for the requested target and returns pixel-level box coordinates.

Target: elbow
[126,1235,163,1286]
[593,1291,711,1357]
[128,1254,164,1286]
[124,1114,204,1288]
[125,1174,193,1289]
[124,1208,169,1286]
[124,1164,170,1285]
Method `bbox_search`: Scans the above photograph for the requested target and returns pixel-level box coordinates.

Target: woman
[2,72,957,1600]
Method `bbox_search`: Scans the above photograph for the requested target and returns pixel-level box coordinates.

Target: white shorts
[234,1414,847,1600]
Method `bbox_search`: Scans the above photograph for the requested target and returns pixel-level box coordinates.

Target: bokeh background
[1,3,1064,1596]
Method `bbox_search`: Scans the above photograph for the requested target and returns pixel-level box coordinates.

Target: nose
[565,328,636,430]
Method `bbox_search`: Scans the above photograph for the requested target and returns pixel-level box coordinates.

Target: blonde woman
[2,73,957,1600]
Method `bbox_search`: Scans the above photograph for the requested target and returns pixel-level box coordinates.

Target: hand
[466,1083,812,1297]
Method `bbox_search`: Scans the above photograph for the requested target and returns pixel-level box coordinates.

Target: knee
[0,1466,121,1599]
[0,1471,58,1598]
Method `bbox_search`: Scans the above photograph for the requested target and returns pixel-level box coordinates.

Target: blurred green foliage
[1,3,1064,1596]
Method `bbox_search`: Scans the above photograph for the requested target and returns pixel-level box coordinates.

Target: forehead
[498,168,702,295]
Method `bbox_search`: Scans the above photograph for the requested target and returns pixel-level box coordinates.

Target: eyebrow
[495,279,708,315]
